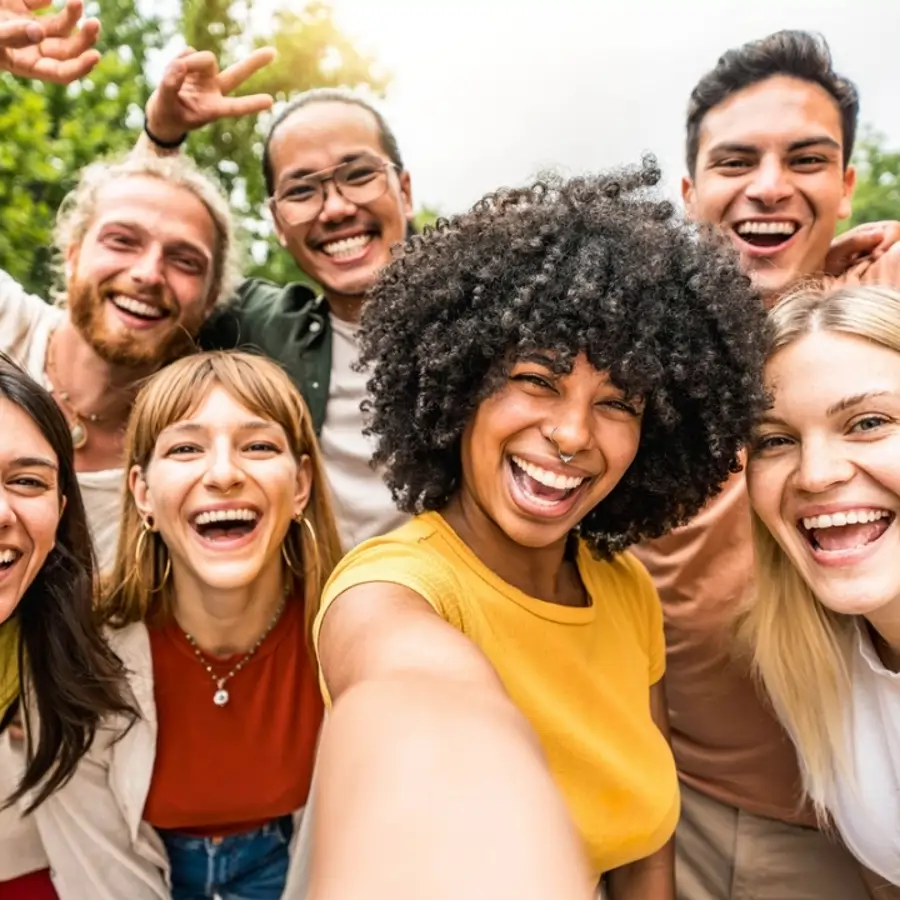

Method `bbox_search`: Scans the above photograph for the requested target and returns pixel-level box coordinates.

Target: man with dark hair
[142,52,415,549]
[634,30,900,900]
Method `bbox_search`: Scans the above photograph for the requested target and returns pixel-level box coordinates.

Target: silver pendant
[213,688,230,706]
[71,418,87,450]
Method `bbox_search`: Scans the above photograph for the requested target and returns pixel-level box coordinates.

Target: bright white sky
[156,0,900,215]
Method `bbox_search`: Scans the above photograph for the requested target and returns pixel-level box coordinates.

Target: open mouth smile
[732,220,800,255]
[798,507,895,561]
[0,548,22,571]
[109,294,170,324]
[507,454,592,519]
[190,507,261,546]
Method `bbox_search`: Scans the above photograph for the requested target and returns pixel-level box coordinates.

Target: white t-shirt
[0,270,123,573]
[825,624,900,885]
[318,314,407,550]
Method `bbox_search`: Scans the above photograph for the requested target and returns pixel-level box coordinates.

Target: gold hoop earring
[135,517,171,593]
[299,515,319,564]
[281,515,320,577]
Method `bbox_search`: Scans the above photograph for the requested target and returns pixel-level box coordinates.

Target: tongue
[201,523,254,541]
[813,520,889,552]
[521,471,569,502]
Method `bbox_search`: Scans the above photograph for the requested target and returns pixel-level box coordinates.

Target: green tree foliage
[0,0,387,294]
[0,0,164,294]
[847,129,900,228]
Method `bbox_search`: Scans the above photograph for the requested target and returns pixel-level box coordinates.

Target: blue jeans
[158,816,294,900]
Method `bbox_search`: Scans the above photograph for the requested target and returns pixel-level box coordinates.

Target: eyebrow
[162,420,280,436]
[280,153,372,182]
[11,456,58,471]
[706,136,841,158]
[826,391,892,418]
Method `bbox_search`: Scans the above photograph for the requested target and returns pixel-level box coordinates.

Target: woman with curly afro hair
[304,157,770,900]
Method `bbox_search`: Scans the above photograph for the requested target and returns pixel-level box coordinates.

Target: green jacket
[199,278,332,434]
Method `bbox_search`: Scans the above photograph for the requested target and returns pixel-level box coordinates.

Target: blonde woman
[744,284,900,887]
[32,351,342,900]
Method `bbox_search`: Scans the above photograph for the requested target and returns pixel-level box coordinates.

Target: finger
[39,0,84,38]
[37,22,99,61]
[178,49,220,76]
[23,0,53,9]
[156,57,187,98]
[0,19,44,47]
[218,93,275,118]
[27,48,100,83]
[217,46,276,94]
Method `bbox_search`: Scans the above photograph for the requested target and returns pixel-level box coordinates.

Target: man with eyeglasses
[142,52,414,548]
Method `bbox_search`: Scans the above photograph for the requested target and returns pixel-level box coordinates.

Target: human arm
[825,221,900,277]
[605,680,676,900]
[309,581,596,900]
[139,47,276,156]
[0,0,99,83]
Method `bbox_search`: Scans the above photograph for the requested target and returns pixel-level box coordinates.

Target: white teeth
[802,509,891,530]
[0,549,20,566]
[511,455,586,491]
[112,295,165,319]
[321,234,373,258]
[736,221,798,236]
[194,508,258,526]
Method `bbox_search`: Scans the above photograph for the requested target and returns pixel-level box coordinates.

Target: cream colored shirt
[318,313,407,550]
[0,270,123,572]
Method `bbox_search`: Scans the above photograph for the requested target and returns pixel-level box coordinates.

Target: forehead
[87,175,217,254]
[0,397,56,461]
[697,75,844,156]
[164,384,279,430]
[768,331,900,406]
[268,102,385,179]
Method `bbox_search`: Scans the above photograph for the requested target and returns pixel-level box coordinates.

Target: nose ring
[549,427,576,465]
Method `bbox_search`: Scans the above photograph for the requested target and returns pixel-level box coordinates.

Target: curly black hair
[359,157,770,557]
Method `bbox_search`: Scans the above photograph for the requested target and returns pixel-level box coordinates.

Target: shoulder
[581,548,662,631]
[0,270,60,355]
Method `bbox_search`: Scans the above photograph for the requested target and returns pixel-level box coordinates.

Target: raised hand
[145,47,277,144]
[0,0,100,84]
[824,220,900,277]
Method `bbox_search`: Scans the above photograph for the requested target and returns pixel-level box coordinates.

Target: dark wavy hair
[359,157,771,557]
[0,355,136,811]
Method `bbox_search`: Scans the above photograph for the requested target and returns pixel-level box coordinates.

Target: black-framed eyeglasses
[272,153,399,225]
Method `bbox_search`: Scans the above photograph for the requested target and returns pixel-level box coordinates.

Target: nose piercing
[549,427,576,465]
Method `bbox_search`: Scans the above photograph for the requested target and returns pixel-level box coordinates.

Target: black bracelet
[143,120,188,149]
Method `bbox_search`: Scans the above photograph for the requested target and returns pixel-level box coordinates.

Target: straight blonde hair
[741,283,900,818]
[101,351,344,646]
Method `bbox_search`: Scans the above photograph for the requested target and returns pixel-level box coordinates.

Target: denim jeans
[158,816,294,900]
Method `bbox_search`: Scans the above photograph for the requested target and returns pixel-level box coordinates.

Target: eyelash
[10,477,48,489]
[850,415,889,433]
[512,373,639,414]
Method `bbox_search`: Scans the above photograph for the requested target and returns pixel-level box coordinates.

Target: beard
[67,277,207,369]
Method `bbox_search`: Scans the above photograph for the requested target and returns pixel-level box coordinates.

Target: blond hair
[742,283,900,818]
[53,151,242,307]
[101,351,344,645]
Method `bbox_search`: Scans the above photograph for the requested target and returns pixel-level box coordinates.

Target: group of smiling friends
[1,2,900,899]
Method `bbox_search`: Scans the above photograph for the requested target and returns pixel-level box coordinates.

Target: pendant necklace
[44,334,102,450]
[182,598,287,707]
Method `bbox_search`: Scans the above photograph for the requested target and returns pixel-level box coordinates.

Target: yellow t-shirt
[314,512,679,877]
[0,618,20,720]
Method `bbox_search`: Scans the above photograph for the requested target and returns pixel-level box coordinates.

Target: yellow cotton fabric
[0,619,20,720]
[314,512,679,877]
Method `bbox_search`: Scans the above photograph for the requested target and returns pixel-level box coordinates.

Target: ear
[838,163,857,222]
[65,244,79,283]
[270,200,289,248]
[129,464,155,525]
[292,454,313,520]
[681,176,697,220]
[398,170,413,221]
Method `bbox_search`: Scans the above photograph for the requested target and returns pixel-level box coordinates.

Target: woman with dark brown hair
[0,354,135,898]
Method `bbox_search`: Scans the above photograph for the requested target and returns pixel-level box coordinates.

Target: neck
[324,289,365,324]
[170,558,287,657]
[50,319,155,423]
[442,490,578,604]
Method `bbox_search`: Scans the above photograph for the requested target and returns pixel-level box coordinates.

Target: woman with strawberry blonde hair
[34,350,342,900]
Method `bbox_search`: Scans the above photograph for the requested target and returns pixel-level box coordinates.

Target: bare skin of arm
[309,582,597,900]
[138,47,276,157]
[605,681,676,900]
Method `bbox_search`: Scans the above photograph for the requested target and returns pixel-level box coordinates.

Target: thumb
[0,19,44,48]
[824,229,883,276]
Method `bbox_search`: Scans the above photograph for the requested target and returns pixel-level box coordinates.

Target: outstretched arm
[0,0,100,84]
[308,582,596,900]
[139,46,276,156]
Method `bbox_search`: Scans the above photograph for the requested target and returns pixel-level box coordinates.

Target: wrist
[143,118,187,149]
